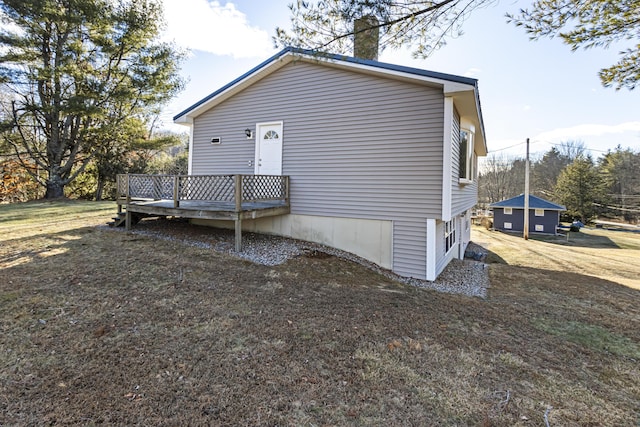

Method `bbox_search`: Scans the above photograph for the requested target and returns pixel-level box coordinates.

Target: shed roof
[489,194,566,211]
[173,47,487,155]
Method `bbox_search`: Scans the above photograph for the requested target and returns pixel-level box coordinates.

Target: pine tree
[508,0,640,90]
[275,0,495,58]
[0,0,184,198]
[554,156,604,222]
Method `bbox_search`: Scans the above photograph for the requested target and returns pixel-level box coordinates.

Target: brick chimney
[354,15,379,61]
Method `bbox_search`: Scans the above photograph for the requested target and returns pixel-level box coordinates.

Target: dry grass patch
[0,202,639,425]
[473,226,640,289]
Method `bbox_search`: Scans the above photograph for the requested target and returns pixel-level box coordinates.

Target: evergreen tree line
[0,130,188,203]
[0,0,186,202]
[478,141,640,223]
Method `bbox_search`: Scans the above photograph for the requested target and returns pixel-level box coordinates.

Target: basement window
[504,222,512,229]
[535,224,544,232]
[445,220,456,253]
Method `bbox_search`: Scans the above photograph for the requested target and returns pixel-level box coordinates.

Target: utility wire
[531,139,614,154]
[488,138,630,157]
[487,141,526,153]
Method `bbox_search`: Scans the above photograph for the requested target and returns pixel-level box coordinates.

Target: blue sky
[160,0,639,160]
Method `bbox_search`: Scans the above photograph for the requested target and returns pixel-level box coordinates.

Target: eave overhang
[174,47,487,155]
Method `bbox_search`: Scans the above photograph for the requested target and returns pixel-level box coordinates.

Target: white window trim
[504,222,512,229]
[445,219,456,254]
[535,224,544,232]
[504,207,513,215]
[535,209,544,217]
[458,124,475,184]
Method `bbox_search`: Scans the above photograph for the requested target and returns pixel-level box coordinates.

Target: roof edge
[173,47,296,122]
[489,194,566,211]
[173,47,482,122]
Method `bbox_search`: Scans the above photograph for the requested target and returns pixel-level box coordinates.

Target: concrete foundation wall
[192,214,393,270]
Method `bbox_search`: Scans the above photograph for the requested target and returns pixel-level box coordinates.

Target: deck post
[234,175,242,212]
[125,210,132,230]
[173,175,180,208]
[235,217,242,251]
[117,176,123,213]
[125,174,131,204]
[234,175,243,251]
[284,176,290,204]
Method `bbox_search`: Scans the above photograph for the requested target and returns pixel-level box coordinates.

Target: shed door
[255,122,283,175]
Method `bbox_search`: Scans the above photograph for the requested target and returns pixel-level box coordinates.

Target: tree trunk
[44,175,65,199]
[95,178,105,201]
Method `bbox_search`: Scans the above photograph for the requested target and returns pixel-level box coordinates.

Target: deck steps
[108,211,144,227]
[108,212,127,227]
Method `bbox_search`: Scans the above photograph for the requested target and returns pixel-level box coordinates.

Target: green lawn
[1,201,638,425]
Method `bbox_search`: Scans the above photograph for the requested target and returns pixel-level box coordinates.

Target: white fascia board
[174,116,193,125]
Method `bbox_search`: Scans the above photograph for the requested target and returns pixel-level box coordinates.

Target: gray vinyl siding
[191,61,445,279]
[451,108,479,216]
[393,220,427,279]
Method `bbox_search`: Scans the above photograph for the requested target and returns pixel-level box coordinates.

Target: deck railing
[116,174,289,209]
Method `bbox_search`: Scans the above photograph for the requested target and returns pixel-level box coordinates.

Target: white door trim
[254,121,284,175]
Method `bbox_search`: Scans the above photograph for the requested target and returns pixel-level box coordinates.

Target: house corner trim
[426,218,437,281]
[442,96,453,221]
[187,124,194,174]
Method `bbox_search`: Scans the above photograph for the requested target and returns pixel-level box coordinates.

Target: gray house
[173,47,487,281]
[490,194,566,234]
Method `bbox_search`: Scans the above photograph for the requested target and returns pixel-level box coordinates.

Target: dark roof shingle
[489,194,565,211]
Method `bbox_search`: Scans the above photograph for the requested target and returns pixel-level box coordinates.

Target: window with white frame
[535,224,544,232]
[445,220,456,253]
[504,207,512,215]
[458,129,475,182]
[504,222,512,229]
[535,209,544,217]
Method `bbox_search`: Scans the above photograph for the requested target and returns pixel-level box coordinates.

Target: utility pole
[524,137,530,240]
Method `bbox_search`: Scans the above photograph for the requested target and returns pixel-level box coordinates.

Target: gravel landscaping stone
[109,218,489,298]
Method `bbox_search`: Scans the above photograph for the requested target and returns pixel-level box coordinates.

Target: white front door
[255,121,283,175]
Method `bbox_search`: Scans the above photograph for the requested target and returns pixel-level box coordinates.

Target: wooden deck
[116,174,290,250]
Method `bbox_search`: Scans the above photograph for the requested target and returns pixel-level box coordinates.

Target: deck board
[123,199,290,221]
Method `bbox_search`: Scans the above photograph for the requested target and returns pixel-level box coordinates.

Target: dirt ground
[1,201,639,426]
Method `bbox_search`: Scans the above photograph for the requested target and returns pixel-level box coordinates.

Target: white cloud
[161,0,274,59]
[464,67,481,77]
[534,122,640,143]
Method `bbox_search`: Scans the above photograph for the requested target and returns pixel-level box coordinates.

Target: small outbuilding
[490,194,565,234]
